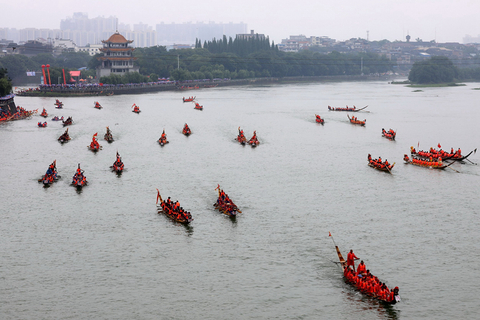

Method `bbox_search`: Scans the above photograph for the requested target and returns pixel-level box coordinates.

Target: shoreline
[15,74,402,97]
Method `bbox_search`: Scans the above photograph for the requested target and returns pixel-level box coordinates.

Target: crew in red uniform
[346,249,359,270]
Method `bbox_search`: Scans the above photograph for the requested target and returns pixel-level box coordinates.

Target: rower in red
[347,249,359,270]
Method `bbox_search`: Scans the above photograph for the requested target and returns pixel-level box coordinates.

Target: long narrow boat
[382,128,396,141]
[330,233,400,305]
[58,128,71,144]
[403,154,448,169]
[213,185,241,217]
[328,105,368,112]
[347,115,366,126]
[111,152,124,174]
[104,127,114,143]
[88,133,102,152]
[368,154,394,173]
[72,164,87,189]
[182,124,192,136]
[315,114,325,124]
[62,117,73,127]
[156,189,193,224]
[54,100,63,109]
[183,96,195,102]
[38,160,59,187]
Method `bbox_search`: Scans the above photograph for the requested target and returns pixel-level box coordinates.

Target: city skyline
[2,0,480,44]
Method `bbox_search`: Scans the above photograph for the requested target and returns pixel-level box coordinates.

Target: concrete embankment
[16,75,399,97]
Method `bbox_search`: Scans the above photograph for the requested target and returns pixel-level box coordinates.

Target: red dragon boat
[62,116,73,127]
[88,132,102,152]
[54,99,63,108]
[72,164,87,189]
[132,103,141,113]
[182,123,192,136]
[111,152,124,174]
[183,96,195,102]
[38,160,59,187]
[214,184,241,217]
[347,115,366,126]
[367,154,394,173]
[40,108,48,118]
[58,128,71,144]
[248,131,260,147]
[328,105,368,112]
[330,233,400,305]
[237,127,247,145]
[194,102,203,110]
[156,189,193,224]
[382,128,396,140]
[315,114,325,124]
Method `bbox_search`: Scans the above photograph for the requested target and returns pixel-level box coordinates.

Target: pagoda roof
[98,57,138,61]
[100,48,135,52]
[102,32,133,44]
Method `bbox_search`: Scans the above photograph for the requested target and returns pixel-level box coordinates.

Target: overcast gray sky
[2,0,479,43]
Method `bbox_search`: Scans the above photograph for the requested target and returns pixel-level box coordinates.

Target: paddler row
[403,154,445,168]
[411,145,462,160]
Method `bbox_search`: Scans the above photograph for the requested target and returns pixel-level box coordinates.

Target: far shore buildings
[96,32,139,79]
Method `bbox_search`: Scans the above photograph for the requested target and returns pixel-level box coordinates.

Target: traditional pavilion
[96,31,139,79]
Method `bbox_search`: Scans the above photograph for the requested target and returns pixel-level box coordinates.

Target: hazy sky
[2,0,480,43]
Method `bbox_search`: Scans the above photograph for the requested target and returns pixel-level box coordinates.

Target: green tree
[408,56,458,84]
[0,68,13,96]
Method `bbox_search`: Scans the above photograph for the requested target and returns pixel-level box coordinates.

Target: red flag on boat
[438,143,441,148]
[93,132,98,138]
[215,184,220,190]
[156,189,161,204]
[329,232,332,237]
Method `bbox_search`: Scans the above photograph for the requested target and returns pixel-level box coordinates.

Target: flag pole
[329,231,337,247]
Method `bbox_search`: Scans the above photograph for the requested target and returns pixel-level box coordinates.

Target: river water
[1,81,479,319]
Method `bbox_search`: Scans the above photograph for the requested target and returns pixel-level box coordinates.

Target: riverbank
[16,74,400,97]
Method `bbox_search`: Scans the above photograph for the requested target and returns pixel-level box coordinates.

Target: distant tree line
[126,36,395,82]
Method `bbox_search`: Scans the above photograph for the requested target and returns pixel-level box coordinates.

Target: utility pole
[177,55,179,69]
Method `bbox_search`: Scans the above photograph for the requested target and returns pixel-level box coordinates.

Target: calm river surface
[1,81,479,319]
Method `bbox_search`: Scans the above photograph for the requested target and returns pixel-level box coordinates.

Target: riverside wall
[16,75,400,97]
